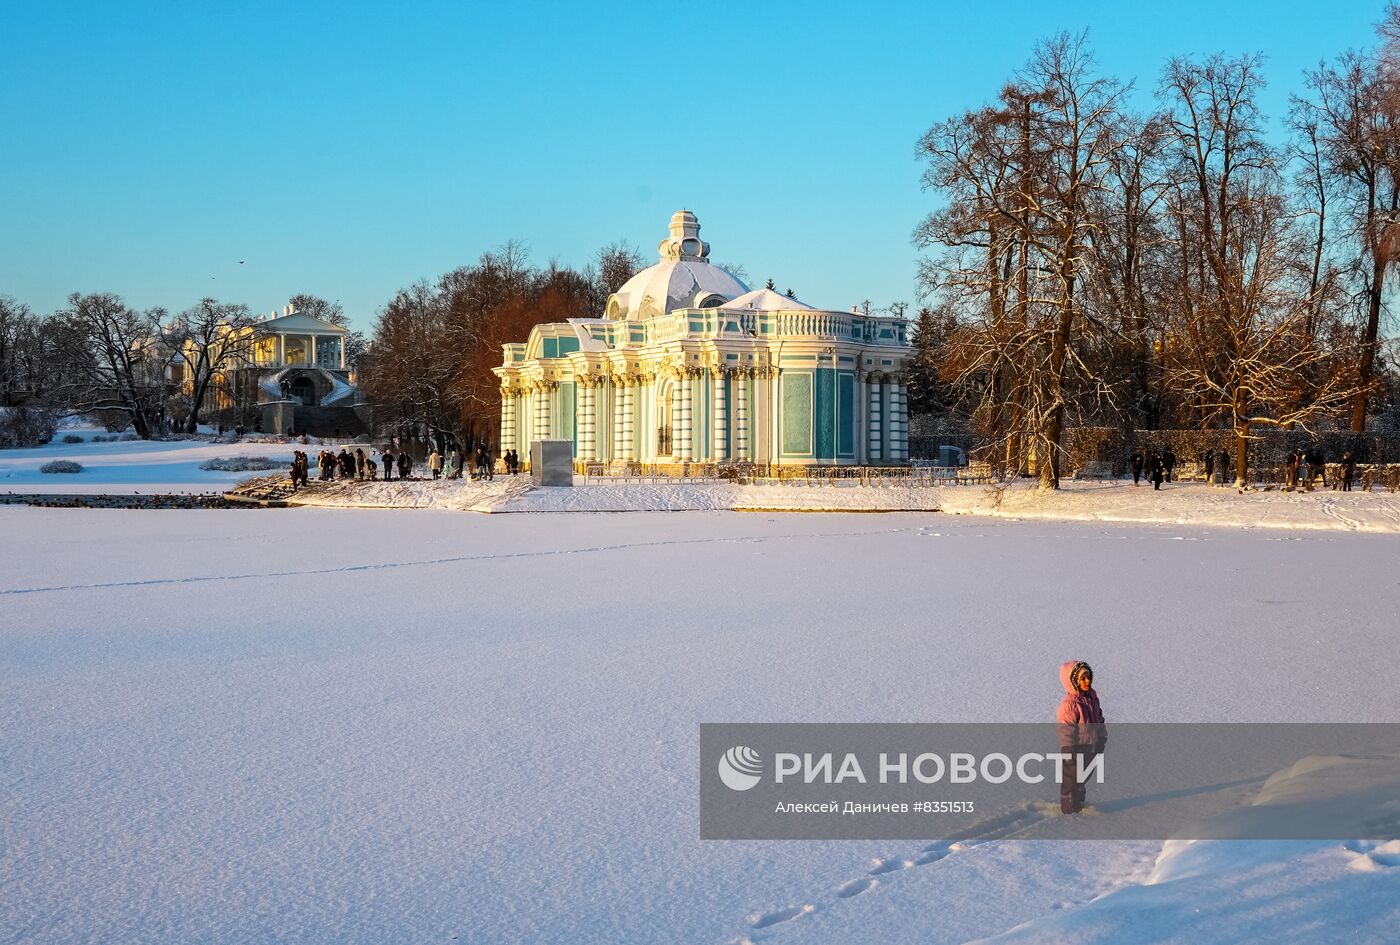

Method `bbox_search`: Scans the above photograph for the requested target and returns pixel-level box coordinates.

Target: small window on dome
[698,294,726,309]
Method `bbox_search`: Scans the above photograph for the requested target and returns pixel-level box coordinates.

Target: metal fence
[577,461,996,487]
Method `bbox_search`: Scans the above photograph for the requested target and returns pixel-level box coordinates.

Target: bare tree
[587,242,645,312]
[164,298,254,432]
[917,33,1126,487]
[55,293,171,438]
[1297,49,1400,431]
[1159,55,1360,483]
[286,293,347,327]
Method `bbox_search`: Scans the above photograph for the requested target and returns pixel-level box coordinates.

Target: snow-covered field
[10,435,1400,536]
[298,473,1400,534]
[2,501,1398,944]
[0,429,302,494]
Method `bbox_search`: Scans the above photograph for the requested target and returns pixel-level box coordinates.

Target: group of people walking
[1283,448,1357,491]
[423,444,502,481]
[1130,448,1235,489]
[289,442,526,491]
[1126,444,1365,491]
[289,447,383,490]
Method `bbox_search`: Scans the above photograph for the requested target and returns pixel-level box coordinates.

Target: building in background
[173,305,365,434]
[493,210,911,466]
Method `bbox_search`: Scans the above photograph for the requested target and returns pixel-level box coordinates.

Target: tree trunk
[1351,255,1385,432]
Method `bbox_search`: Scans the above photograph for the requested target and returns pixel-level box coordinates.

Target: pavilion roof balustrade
[641,308,905,345]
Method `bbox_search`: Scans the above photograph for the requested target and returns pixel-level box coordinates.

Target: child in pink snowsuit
[1057,660,1107,814]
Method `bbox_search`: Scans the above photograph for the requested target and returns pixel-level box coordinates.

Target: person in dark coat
[1304,447,1325,489]
[355,448,366,480]
[1285,449,1300,490]
[337,449,353,480]
[1163,449,1176,483]
[1203,449,1215,483]
[382,447,395,481]
[1149,452,1164,490]
[1130,451,1144,486]
[398,450,411,480]
[1216,448,1230,486]
[1341,451,1357,491]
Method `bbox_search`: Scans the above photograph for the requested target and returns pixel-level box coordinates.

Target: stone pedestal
[531,439,574,486]
[262,400,296,436]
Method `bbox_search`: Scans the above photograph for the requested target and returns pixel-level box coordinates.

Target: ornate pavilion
[492,210,911,467]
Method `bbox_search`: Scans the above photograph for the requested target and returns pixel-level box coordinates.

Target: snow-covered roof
[566,318,611,352]
[254,312,346,334]
[605,211,749,320]
[720,288,815,311]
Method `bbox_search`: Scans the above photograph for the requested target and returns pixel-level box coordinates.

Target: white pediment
[256,312,347,334]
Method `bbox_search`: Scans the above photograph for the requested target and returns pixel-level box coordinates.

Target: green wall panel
[838,371,854,456]
[781,372,813,456]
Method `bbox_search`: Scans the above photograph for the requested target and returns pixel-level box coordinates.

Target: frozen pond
[3,507,1398,944]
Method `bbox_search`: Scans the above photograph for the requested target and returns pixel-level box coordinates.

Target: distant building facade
[174,306,364,433]
[493,210,911,466]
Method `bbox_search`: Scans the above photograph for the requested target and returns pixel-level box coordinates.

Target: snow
[721,288,816,311]
[295,473,1400,533]
[0,432,302,494]
[610,257,749,318]
[967,749,1400,944]
[11,436,1400,536]
[2,503,1399,944]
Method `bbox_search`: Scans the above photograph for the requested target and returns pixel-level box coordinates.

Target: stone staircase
[223,474,312,506]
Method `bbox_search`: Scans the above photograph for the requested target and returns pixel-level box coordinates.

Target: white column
[679,370,694,461]
[768,367,781,465]
[668,375,682,458]
[712,367,728,461]
[869,373,884,462]
[881,376,894,461]
[735,369,750,461]
[310,335,318,367]
[623,379,636,460]
[579,380,596,461]
[612,379,626,460]
[500,387,513,455]
[854,370,867,464]
[891,376,908,461]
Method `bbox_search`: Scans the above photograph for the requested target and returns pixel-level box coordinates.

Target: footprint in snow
[835,877,876,898]
[915,846,951,866]
[749,903,815,929]
[868,856,913,875]
[1345,839,1400,871]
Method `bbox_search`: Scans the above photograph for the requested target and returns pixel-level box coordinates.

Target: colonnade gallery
[493,211,912,466]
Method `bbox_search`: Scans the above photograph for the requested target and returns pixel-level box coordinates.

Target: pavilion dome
[604,210,749,320]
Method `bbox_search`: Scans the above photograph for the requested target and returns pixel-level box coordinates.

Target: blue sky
[0,1,1386,329]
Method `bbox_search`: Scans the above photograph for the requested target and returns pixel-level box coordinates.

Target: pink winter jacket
[1057,660,1106,752]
